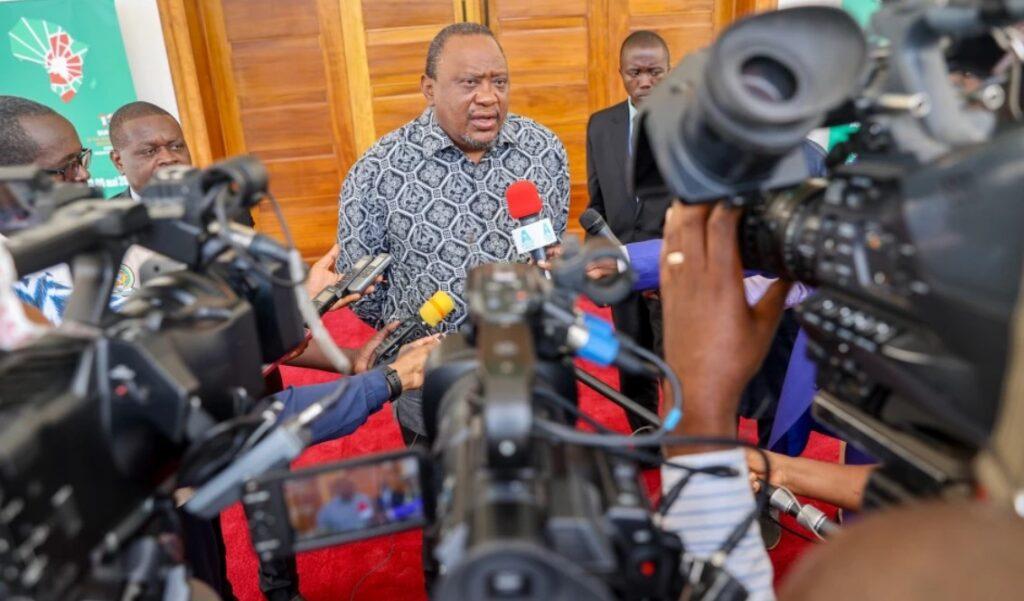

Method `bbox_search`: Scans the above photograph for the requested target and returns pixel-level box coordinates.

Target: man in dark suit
[585,31,671,433]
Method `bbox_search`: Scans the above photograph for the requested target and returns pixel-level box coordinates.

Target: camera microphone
[760,480,840,539]
[506,180,557,271]
[372,291,455,365]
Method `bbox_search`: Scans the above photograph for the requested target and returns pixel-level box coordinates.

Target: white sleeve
[661,448,776,600]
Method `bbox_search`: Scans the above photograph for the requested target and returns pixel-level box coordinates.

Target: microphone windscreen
[579,208,605,235]
[505,180,542,219]
[418,291,456,326]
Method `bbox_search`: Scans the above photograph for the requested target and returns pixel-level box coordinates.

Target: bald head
[781,501,1024,600]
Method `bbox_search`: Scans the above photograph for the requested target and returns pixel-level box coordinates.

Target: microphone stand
[573,366,662,429]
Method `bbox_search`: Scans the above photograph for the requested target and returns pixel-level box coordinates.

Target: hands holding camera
[658,201,791,455]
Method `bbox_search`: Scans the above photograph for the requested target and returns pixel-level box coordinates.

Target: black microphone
[371,291,455,366]
[579,208,624,249]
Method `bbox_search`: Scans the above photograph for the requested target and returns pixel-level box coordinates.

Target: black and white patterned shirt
[336,107,570,331]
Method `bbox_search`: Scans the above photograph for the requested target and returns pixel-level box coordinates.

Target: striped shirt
[662,448,776,600]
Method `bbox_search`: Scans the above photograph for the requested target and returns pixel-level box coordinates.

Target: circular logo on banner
[115,264,135,294]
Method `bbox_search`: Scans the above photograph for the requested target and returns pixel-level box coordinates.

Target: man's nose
[155,147,181,166]
[71,162,90,183]
[474,82,498,106]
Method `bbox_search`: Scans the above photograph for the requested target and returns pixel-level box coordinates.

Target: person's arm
[657,202,793,600]
[284,321,398,372]
[272,337,437,445]
[746,449,875,512]
[336,159,388,329]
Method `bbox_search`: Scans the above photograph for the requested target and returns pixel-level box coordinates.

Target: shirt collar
[421,107,516,157]
[628,98,638,123]
[129,187,141,202]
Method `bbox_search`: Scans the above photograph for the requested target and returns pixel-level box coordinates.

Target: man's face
[335,479,356,501]
[21,113,90,183]
[422,35,509,154]
[111,114,192,192]
[620,45,670,106]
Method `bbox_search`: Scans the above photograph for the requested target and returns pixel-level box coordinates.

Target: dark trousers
[609,292,664,434]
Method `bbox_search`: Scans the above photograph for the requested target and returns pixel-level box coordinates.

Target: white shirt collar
[628,98,638,123]
[129,187,141,202]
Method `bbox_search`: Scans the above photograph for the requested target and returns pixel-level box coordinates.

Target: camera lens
[740,56,797,103]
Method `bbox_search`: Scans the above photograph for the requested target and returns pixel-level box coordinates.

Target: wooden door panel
[231,38,328,109]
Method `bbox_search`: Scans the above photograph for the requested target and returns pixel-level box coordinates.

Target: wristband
[383,366,403,400]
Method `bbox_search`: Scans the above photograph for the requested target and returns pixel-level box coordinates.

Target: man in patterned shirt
[336,23,570,442]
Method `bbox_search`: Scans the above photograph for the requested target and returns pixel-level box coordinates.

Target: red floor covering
[221,303,841,600]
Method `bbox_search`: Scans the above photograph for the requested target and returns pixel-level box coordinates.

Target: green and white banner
[0,0,136,196]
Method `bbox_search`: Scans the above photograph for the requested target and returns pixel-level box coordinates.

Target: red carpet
[221,303,840,600]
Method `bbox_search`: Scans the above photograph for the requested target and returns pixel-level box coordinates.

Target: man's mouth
[470,114,499,130]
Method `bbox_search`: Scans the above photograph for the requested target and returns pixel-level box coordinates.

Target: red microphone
[505,180,554,266]
[506,180,544,223]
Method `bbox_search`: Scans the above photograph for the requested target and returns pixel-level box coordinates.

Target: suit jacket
[586,101,672,244]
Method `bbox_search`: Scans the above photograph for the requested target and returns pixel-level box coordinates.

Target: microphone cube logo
[8,17,88,103]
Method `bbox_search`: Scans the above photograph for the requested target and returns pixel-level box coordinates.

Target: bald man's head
[781,501,1024,600]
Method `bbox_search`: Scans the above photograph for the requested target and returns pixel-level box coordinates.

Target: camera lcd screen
[283,453,426,550]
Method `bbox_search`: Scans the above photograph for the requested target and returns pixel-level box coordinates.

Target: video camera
[633,1,1024,505]
[0,157,307,600]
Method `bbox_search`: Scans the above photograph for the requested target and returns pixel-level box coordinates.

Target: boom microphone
[505,180,556,268]
[372,291,455,365]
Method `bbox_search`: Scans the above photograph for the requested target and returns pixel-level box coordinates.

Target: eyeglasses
[42,148,91,181]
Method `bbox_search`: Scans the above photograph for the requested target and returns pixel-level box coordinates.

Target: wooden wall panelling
[357,0,463,142]
[484,0,596,236]
[190,0,362,259]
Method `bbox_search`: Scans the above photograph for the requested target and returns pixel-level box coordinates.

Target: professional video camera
[633,1,1024,505]
[0,158,309,600]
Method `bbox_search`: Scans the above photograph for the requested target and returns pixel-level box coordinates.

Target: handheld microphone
[761,481,841,539]
[372,291,455,366]
[579,208,626,254]
[505,180,557,268]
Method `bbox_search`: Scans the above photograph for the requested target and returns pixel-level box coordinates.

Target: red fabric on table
[221,302,840,600]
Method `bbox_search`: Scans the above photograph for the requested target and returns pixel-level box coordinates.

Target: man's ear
[421,74,435,105]
[110,148,125,174]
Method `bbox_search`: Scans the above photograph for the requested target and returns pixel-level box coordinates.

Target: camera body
[421,263,684,601]
[633,3,1024,503]
[0,158,305,599]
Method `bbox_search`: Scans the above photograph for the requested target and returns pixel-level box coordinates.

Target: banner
[0,0,136,196]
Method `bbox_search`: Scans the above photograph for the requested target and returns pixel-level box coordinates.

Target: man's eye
[629,71,640,77]
[171,142,186,152]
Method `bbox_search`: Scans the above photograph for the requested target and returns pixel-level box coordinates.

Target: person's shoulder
[353,110,430,166]
[507,113,565,151]
[589,101,627,127]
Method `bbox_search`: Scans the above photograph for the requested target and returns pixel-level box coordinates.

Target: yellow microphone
[373,291,455,365]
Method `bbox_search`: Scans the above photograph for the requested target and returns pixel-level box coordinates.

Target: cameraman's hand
[389,335,442,391]
[352,321,401,373]
[660,202,790,454]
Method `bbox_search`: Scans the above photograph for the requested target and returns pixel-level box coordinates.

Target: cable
[348,534,397,601]
[769,512,819,545]
[531,387,735,479]
[622,339,683,433]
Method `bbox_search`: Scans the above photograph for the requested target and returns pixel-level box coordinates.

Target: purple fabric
[626,238,663,291]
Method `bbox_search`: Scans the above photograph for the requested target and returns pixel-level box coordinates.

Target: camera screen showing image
[282,453,427,549]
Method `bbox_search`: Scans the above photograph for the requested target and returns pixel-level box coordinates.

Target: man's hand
[351,321,401,373]
[745,448,790,494]
[389,335,442,391]
[660,201,791,454]
[305,244,384,312]
[533,243,563,271]
[584,257,619,281]
[306,244,342,299]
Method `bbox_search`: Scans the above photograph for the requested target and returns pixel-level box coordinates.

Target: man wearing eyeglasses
[0,95,102,321]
